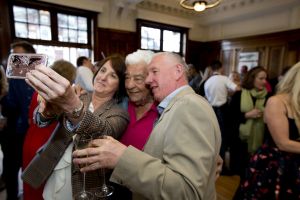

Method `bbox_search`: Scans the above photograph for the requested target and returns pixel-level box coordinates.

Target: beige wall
[206,7,300,41]
[40,0,300,42]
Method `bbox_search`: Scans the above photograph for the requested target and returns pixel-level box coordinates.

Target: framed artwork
[238,52,259,73]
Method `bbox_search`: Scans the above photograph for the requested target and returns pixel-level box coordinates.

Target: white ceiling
[129,0,300,26]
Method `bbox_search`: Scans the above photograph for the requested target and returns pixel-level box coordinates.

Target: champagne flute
[74,134,94,200]
[94,135,114,198]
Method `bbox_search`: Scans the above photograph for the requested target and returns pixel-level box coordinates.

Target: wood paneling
[96,28,138,60]
[217,29,300,76]
[186,40,221,72]
[268,45,285,79]
[0,0,13,68]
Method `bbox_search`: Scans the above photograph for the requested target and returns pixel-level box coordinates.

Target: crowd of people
[0,39,299,200]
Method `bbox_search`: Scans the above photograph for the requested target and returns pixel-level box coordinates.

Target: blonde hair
[276,61,300,129]
[50,60,76,83]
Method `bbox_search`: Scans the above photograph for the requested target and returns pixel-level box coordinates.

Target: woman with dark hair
[22,55,129,200]
[229,66,269,177]
[92,55,127,103]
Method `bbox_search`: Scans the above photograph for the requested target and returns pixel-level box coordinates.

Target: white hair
[125,50,154,66]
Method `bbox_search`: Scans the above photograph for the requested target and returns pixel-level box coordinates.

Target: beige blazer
[111,86,221,200]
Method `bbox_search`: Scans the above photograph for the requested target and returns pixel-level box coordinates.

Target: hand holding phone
[6,53,48,79]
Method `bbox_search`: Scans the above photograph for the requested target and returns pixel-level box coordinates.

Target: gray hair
[125,50,154,66]
[153,52,189,74]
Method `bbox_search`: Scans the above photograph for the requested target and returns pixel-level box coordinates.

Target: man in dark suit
[1,41,35,200]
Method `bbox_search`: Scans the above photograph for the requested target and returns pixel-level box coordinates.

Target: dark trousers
[1,128,25,200]
[213,104,229,161]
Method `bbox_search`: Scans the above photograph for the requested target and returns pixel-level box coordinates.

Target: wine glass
[94,135,114,198]
[74,134,94,200]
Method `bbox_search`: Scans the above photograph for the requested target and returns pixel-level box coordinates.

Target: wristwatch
[66,101,84,119]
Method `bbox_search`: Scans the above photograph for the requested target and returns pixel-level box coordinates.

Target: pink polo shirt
[120,101,158,150]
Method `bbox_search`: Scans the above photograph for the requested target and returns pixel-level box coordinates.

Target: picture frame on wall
[238,51,259,73]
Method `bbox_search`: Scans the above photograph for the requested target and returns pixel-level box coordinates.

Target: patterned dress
[239,118,300,199]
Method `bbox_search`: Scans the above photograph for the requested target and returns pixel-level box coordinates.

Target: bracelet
[65,101,84,119]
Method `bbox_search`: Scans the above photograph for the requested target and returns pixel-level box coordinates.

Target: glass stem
[82,172,87,192]
[101,168,107,188]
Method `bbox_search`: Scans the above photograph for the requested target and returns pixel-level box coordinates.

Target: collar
[212,72,221,76]
[157,85,188,114]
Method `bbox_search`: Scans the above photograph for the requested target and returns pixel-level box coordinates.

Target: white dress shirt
[43,139,74,200]
[204,74,237,106]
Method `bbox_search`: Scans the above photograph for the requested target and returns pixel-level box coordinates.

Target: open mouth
[128,90,140,94]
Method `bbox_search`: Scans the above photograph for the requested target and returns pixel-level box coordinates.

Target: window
[11,1,97,66]
[141,26,160,50]
[57,14,88,44]
[34,45,89,66]
[138,19,188,55]
[13,6,51,40]
[163,30,181,53]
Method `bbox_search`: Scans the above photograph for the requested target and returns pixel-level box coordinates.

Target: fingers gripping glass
[74,134,94,200]
[6,53,48,79]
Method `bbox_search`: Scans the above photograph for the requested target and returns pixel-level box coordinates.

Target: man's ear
[174,64,185,80]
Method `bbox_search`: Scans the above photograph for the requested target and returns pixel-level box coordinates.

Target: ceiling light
[180,0,222,12]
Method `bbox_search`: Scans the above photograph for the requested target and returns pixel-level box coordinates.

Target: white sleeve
[226,77,237,91]
[75,67,94,92]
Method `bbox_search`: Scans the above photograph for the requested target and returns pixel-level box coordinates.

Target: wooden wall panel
[268,45,285,79]
[186,40,221,72]
[214,29,300,77]
[0,0,13,68]
[95,28,138,61]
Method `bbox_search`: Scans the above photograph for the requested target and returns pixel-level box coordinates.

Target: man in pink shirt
[120,50,158,150]
[111,50,158,200]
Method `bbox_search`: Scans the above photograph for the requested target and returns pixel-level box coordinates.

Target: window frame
[137,19,188,55]
[10,0,97,50]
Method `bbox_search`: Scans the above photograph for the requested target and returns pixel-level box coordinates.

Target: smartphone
[6,53,48,79]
